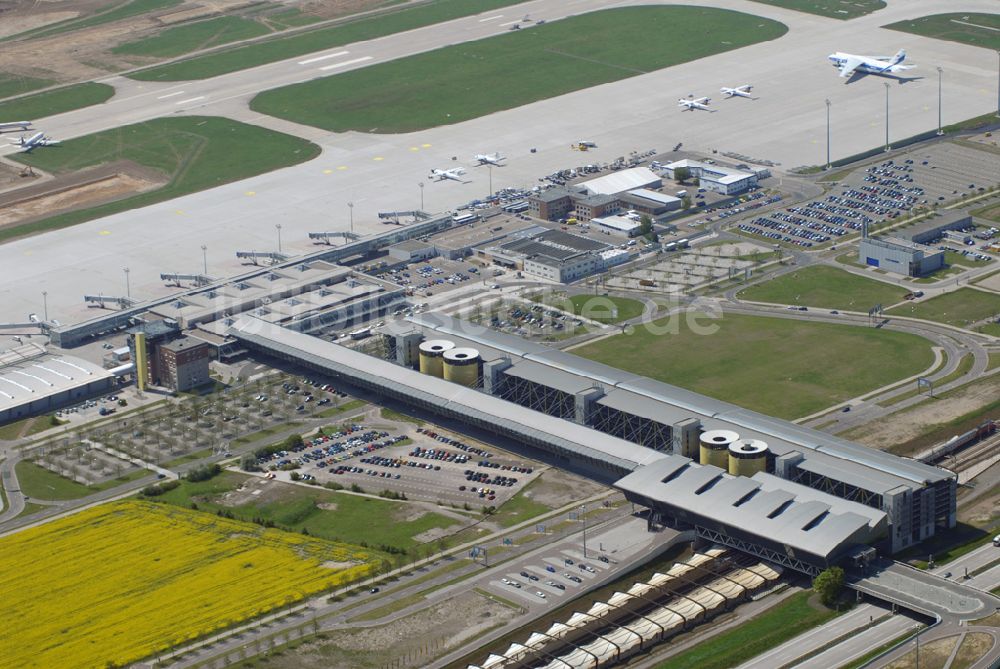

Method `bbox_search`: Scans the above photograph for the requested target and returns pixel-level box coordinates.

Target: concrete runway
[0,0,997,327]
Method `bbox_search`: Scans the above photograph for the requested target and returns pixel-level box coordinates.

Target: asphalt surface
[1,0,998,326]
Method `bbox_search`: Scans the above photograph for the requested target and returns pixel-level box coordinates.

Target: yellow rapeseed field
[0,500,376,668]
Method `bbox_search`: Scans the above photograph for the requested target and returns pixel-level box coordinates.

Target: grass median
[738,265,908,311]
[885,13,1000,51]
[745,0,884,20]
[251,6,787,133]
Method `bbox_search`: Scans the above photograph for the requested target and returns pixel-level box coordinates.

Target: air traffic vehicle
[828,49,914,79]
[0,121,32,132]
[10,132,59,152]
[720,85,753,99]
[678,97,713,112]
[474,153,505,166]
[429,167,467,182]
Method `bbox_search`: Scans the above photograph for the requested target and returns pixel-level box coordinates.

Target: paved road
[1,0,998,326]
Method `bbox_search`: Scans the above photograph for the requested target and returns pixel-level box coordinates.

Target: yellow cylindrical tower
[728,439,769,477]
[443,347,481,387]
[418,340,454,378]
[699,429,738,469]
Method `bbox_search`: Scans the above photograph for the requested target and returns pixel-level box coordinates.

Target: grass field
[15,460,147,500]
[250,7,787,133]
[0,500,377,668]
[112,16,271,58]
[534,292,647,324]
[655,592,839,669]
[0,74,55,100]
[3,0,182,42]
[0,414,63,440]
[0,82,114,122]
[130,0,554,81]
[5,116,319,243]
[738,265,907,311]
[153,471,459,551]
[574,312,934,419]
[745,0,884,20]
[887,288,1000,329]
[885,13,1000,51]
[972,202,1000,224]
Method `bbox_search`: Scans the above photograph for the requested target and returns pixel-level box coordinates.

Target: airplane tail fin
[891,49,905,65]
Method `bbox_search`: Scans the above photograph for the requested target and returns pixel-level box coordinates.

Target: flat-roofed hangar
[227,313,955,575]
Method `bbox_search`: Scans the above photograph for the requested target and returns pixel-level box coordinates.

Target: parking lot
[373,255,499,299]
[258,421,542,506]
[735,141,997,248]
[604,242,769,295]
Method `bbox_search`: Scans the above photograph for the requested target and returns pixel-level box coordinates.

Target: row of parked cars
[416,427,493,459]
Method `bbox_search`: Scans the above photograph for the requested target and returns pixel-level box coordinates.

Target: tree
[638,214,653,237]
[673,166,691,184]
[813,566,844,606]
[240,453,260,472]
[283,434,304,450]
[681,196,692,210]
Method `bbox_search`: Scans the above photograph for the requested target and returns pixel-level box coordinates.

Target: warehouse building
[859,236,944,277]
[0,344,115,423]
[227,317,920,572]
[661,160,760,195]
[387,240,436,263]
[897,210,973,245]
[477,229,613,282]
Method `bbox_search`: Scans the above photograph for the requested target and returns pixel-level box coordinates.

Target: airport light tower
[419,182,424,211]
[123,267,131,299]
[936,67,944,136]
[348,201,354,235]
[825,99,832,170]
[201,244,208,275]
[42,290,48,323]
[883,82,891,152]
[275,223,283,254]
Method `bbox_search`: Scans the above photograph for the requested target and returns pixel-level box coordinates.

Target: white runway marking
[175,96,206,105]
[479,15,503,22]
[499,20,521,26]
[157,91,185,99]
[319,56,373,71]
[298,51,350,65]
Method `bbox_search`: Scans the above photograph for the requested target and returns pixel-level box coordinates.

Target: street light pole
[825,99,831,170]
[201,244,208,275]
[487,164,493,198]
[348,202,354,236]
[275,223,282,254]
[936,67,943,136]
[123,267,131,299]
[996,50,1000,118]
[419,182,424,211]
[884,82,891,152]
[580,504,587,558]
[42,291,48,323]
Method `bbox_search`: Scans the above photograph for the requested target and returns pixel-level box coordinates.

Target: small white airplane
[429,167,467,182]
[828,49,914,79]
[10,131,59,152]
[473,153,505,166]
[0,120,32,132]
[678,97,713,112]
[720,85,754,99]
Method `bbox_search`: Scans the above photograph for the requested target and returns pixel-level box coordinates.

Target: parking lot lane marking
[479,15,503,22]
[319,56,373,71]
[298,51,349,65]
[157,91,185,100]
[175,96,206,105]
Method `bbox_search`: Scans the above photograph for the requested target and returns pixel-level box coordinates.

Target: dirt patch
[320,560,355,570]
[954,631,995,668]
[411,525,462,544]
[0,160,29,192]
[0,10,79,39]
[886,634,958,669]
[0,160,166,231]
[257,589,516,669]
[316,502,337,512]
[845,374,1000,453]
[390,504,428,523]
[217,476,281,507]
[524,468,609,508]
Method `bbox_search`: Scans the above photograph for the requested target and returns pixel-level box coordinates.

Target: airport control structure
[226,310,956,575]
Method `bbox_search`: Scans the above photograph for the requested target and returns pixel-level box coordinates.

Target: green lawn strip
[250,7,787,133]
[744,0,884,20]
[4,0,182,42]
[317,398,366,418]
[15,459,146,501]
[972,202,1000,224]
[989,351,1000,369]
[347,592,426,622]
[575,312,934,420]
[739,265,907,311]
[886,288,1000,329]
[979,324,1000,339]
[130,0,544,81]
[899,521,993,569]
[0,74,56,100]
[0,82,114,121]
[884,13,1000,51]
[14,501,48,518]
[152,471,459,551]
[492,476,554,528]
[379,407,424,425]
[943,250,981,268]
[0,415,64,441]
[112,16,271,59]
[836,630,917,669]
[569,295,645,323]
[655,592,839,669]
[879,352,972,407]
[263,7,325,30]
[161,447,214,468]
[4,116,319,243]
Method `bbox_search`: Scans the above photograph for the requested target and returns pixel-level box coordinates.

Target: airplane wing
[838,56,863,78]
[694,97,709,104]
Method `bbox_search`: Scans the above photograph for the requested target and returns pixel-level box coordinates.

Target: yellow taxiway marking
[373,156,384,161]
[421,143,432,148]
[323,169,333,174]
[98,230,111,236]
[410,146,420,152]
[337,165,348,171]
[175,210,184,215]
[246,191,256,196]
